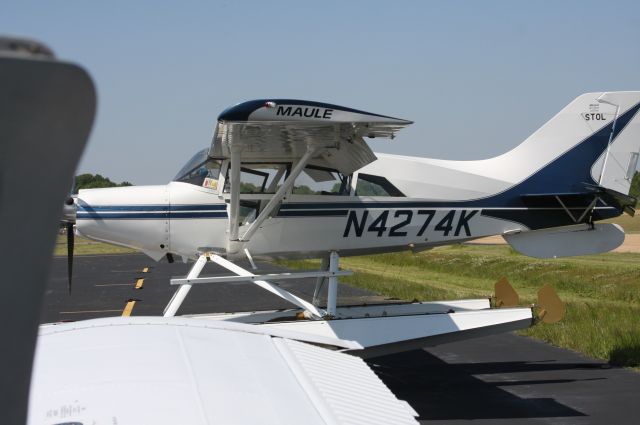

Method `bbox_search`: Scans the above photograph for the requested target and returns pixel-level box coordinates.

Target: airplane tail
[365,92,640,206]
[515,91,640,197]
[502,92,640,258]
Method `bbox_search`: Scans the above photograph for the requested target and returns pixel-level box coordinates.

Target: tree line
[74,174,132,192]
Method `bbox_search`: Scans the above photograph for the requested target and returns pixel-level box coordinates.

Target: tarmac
[45,253,640,425]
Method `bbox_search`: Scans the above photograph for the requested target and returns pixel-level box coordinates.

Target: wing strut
[163,253,209,317]
[228,143,243,242]
[239,145,318,243]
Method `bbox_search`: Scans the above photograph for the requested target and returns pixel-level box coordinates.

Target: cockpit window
[292,165,352,195]
[223,163,290,194]
[355,173,405,197]
[174,149,221,189]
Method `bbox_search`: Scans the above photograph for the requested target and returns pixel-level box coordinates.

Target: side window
[355,173,405,197]
[174,157,221,189]
[292,166,352,195]
[224,163,289,194]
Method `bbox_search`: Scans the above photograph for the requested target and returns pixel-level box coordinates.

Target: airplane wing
[29,317,419,425]
[211,99,412,174]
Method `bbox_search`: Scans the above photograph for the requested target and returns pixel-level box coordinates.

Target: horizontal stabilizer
[521,183,637,217]
[584,183,637,216]
[504,223,625,258]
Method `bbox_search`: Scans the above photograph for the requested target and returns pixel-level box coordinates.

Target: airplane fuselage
[75,158,620,262]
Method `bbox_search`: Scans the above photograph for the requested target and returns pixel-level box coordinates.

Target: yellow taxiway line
[135,278,144,289]
[122,300,136,317]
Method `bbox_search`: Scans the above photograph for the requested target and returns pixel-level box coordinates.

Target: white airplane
[56,91,638,333]
[69,93,640,267]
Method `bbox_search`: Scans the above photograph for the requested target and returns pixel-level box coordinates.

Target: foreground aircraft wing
[29,317,419,425]
[211,99,412,173]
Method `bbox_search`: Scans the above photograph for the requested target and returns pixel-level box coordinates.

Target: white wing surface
[29,317,418,425]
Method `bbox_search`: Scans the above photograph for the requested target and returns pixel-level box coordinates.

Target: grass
[53,234,136,256]
[604,211,640,233]
[279,245,640,369]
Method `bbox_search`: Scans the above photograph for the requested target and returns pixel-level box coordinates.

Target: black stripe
[277,210,348,217]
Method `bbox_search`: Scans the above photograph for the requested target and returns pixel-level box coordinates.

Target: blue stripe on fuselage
[76,204,227,219]
[77,204,226,212]
[76,211,227,219]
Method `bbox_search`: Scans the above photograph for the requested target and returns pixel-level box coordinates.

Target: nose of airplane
[75,184,170,260]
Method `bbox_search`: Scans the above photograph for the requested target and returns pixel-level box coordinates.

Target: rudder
[589,92,640,195]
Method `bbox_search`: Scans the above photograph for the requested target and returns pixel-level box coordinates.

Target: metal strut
[163,251,347,319]
[163,253,208,317]
[209,254,326,318]
[312,255,330,306]
[326,251,339,317]
[240,145,317,242]
[554,194,600,224]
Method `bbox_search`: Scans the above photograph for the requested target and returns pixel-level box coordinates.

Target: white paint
[30,317,410,425]
[504,223,625,258]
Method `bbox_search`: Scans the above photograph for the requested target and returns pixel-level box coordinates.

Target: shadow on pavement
[369,349,587,421]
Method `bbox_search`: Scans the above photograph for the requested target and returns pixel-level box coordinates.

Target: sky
[3,0,640,185]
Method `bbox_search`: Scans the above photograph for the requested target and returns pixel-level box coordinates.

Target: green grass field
[279,245,640,368]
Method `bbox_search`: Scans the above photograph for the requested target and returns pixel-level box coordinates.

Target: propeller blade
[537,284,566,324]
[66,221,74,294]
[494,277,519,307]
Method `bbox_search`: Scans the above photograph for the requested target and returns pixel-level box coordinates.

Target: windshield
[174,148,221,189]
